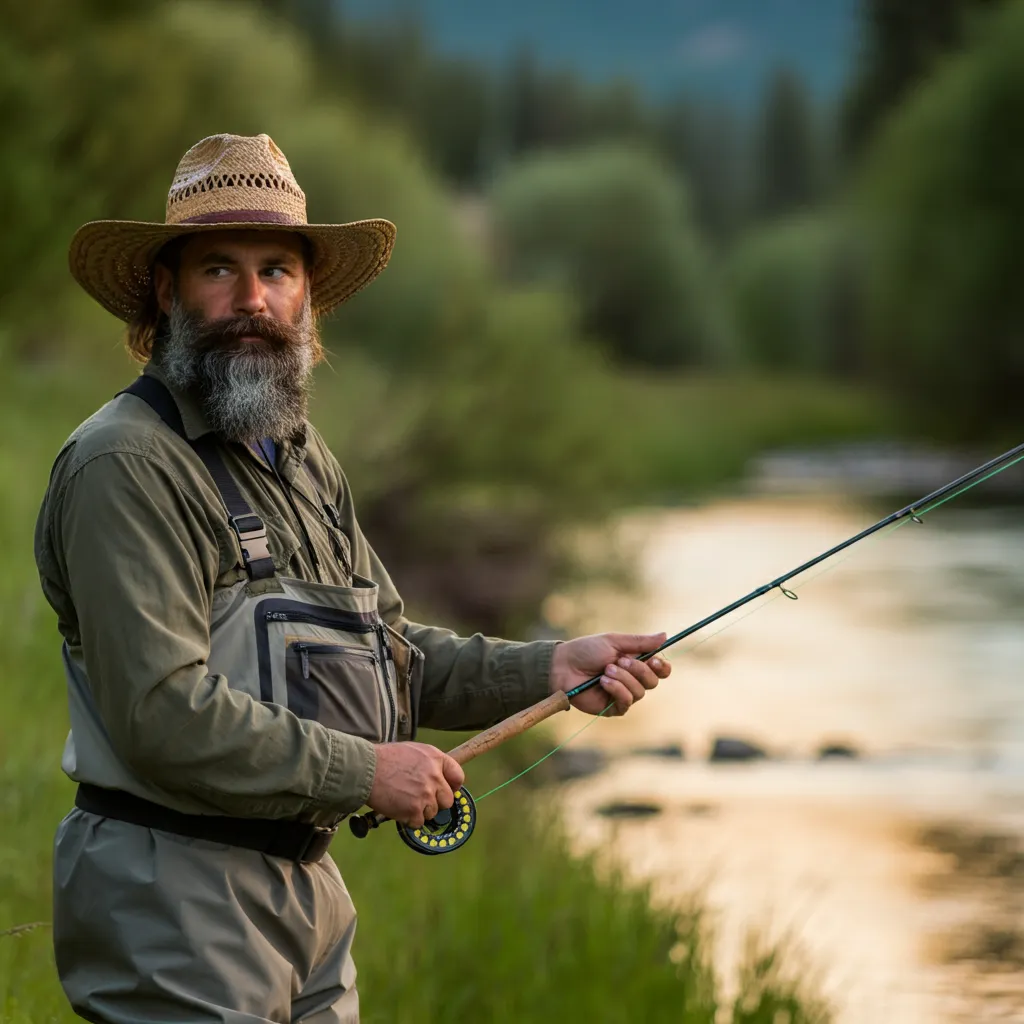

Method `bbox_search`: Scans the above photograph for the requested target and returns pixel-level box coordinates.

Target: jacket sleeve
[328,462,556,731]
[46,450,376,819]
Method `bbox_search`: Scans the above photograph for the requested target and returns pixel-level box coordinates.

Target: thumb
[441,754,466,790]
[608,631,667,655]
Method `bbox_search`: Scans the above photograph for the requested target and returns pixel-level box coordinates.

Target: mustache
[188,312,306,353]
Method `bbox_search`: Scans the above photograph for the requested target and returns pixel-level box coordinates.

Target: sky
[340,0,861,107]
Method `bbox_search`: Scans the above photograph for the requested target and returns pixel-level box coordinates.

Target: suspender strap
[119,377,277,581]
[122,374,185,437]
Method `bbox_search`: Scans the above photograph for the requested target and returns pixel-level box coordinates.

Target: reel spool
[396,787,476,855]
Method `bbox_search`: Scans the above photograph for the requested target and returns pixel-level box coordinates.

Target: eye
[263,266,287,280]
[204,266,231,278]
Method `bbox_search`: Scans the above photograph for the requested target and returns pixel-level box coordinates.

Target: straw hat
[69,133,396,321]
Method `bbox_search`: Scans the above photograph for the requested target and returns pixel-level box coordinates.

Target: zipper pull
[377,624,394,660]
[297,645,310,679]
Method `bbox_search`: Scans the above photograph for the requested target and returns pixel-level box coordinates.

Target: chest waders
[73,375,419,863]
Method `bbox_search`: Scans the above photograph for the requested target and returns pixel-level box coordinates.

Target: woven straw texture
[69,134,396,321]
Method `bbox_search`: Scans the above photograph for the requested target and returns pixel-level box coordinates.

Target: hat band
[177,209,305,226]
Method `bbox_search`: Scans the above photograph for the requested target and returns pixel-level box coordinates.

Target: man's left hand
[550,632,672,716]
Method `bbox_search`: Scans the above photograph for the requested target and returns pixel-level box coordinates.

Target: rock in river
[548,747,607,781]
[709,737,767,762]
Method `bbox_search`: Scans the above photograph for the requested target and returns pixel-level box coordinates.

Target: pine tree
[752,67,818,221]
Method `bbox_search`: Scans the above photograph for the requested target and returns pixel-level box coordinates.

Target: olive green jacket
[34,362,555,819]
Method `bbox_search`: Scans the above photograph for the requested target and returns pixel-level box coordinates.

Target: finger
[441,754,466,791]
[647,655,672,679]
[606,662,647,701]
[406,806,426,829]
[615,656,661,692]
[599,674,635,714]
[422,799,439,825]
[607,631,667,656]
[435,779,455,814]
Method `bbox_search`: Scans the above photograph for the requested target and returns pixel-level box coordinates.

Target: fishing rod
[349,440,1024,855]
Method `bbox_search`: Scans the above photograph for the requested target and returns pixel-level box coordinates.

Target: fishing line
[476,447,1024,801]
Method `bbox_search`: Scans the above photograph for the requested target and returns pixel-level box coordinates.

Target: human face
[154,230,318,444]
[154,229,309,335]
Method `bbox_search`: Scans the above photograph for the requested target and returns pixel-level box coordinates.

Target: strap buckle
[229,513,272,568]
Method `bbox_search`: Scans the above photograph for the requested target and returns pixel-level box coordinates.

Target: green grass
[0,353,843,1023]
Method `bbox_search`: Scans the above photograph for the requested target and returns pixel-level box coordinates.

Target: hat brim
[69,218,396,322]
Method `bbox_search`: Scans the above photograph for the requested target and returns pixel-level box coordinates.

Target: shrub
[491,145,728,368]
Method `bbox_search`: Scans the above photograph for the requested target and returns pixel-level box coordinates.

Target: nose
[233,269,267,316]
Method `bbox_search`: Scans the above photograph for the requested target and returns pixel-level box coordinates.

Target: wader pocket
[285,642,385,741]
[257,600,397,742]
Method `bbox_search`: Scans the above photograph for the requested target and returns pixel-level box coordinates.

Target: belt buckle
[298,823,338,864]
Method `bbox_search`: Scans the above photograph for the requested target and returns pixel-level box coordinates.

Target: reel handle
[349,689,571,837]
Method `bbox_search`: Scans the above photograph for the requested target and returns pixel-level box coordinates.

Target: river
[543,496,1024,1023]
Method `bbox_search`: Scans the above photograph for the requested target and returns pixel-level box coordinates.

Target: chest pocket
[257,596,397,744]
[286,642,382,739]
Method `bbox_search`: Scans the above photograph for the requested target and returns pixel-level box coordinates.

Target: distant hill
[341,0,860,107]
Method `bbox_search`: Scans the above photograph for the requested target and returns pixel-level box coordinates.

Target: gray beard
[160,297,315,444]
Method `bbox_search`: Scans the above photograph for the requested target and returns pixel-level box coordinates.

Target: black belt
[75,784,338,864]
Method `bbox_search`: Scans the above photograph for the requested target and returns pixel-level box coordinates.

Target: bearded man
[34,134,672,1024]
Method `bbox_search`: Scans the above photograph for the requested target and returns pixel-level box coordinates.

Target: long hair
[125,287,166,363]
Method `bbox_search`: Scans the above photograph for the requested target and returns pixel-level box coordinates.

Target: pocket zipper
[265,609,375,632]
[376,625,398,741]
[290,641,377,681]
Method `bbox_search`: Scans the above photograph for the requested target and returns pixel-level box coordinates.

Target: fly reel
[348,691,573,854]
[348,787,477,855]
[396,787,476,855]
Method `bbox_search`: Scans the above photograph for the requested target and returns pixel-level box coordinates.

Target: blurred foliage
[491,145,729,368]
[657,98,744,247]
[266,1,752,245]
[751,68,822,221]
[317,290,630,636]
[728,214,862,375]
[856,0,1024,439]
[841,0,1007,158]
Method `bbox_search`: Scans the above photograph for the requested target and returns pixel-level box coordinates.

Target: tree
[751,67,819,221]
[856,0,1024,438]
[657,96,743,245]
[841,0,1006,158]
[728,214,861,376]
[492,145,727,368]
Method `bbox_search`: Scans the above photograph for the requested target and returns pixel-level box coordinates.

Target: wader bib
[54,376,413,1023]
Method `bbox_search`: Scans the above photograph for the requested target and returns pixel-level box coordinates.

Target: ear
[153,263,175,317]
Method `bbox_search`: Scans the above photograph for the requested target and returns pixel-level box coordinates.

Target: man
[35,133,672,1024]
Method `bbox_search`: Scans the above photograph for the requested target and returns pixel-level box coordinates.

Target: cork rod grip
[348,690,572,838]
[446,689,571,765]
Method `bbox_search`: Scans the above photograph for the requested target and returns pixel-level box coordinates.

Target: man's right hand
[367,742,465,827]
